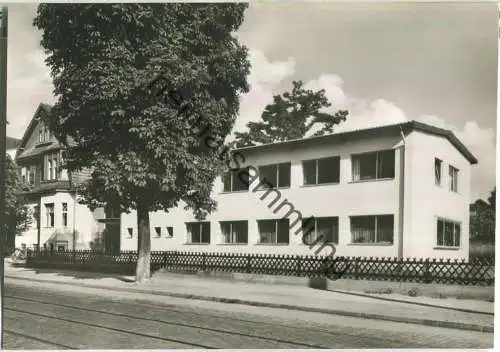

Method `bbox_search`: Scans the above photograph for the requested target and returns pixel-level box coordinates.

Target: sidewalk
[4,262,494,333]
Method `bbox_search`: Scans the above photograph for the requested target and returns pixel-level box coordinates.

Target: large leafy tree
[4,154,32,251]
[34,4,250,282]
[235,80,348,147]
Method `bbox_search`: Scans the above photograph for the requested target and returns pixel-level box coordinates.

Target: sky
[4,2,498,201]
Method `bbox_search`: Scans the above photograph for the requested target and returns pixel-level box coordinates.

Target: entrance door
[104,223,121,255]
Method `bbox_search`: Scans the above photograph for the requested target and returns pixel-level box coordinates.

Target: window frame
[351,149,395,182]
[220,220,248,244]
[154,226,162,238]
[166,226,174,237]
[221,167,250,193]
[449,165,459,193]
[436,217,461,248]
[301,216,339,244]
[38,125,51,143]
[257,162,291,189]
[28,166,36,185]
[45,203,55,228]
[434,158,442,186]
[350,214,394,244]
[302,156,340,186]
[62,202,68,227]
[126,227,133,238]
[257,218,290,244]
[44,152,59,181]
[186,222,211,244]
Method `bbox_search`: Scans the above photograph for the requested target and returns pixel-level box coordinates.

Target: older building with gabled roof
[14,103,117,253]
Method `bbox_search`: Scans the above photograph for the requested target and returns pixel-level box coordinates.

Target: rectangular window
[435,158,442,185]
[166,226,174,237]
[301,217,339,244]
[258,219,290,244]
[28,166,36,185]
[33,205,39,229]
[186,222,210,244]
[222,168,250,192]
[350,215,394,244]
[258,163,291,189]
[39,125,51,143]
[45,203,54,228]
[62,203,68,227]
[437,218,461,247]
[44,153,59,181]
[154,226,161,237]
[127,228,133,238]
[303,156,340,185]
[221,221,248,244]
[449,165,458,192]
[352,150,395,181]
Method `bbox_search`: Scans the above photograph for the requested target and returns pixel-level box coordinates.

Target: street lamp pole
[0,6,8,348]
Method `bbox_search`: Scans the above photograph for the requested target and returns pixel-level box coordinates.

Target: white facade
[15,191,103,251]
[119,122,477,260]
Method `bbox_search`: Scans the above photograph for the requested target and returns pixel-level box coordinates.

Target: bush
[469,242,495,260]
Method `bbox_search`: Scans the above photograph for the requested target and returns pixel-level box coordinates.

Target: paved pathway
[4,262,494,332]
[4,281,493,349]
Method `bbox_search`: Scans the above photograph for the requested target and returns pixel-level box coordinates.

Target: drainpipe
[398,127,406,259]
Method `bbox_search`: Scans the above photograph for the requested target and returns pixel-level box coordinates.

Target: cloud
[6,4,56,139]
[231,49,296,135]
[4,4,494,203]
[234,52,495,202]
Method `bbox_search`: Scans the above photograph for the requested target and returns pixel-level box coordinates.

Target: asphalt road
[3,282,493,349]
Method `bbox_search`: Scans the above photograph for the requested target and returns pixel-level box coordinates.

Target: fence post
[296,256,301,276]
[424,259,431,284]
[163,251,168,269]
[354,257,358,280]
[202,252,206,271]
[246,255,251,273]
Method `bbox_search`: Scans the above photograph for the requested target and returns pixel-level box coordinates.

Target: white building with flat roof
[118,121,477,260]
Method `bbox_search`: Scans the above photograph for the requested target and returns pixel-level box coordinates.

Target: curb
[5,275,493,333]
[326,289,494,316]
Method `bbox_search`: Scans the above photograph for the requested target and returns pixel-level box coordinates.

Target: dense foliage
[34,4,251,281]
[4,154,32,251]
[235,80,348,147]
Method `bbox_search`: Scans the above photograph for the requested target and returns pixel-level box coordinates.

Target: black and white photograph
[0,2,496,349]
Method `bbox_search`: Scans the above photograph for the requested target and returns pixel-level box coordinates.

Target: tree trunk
[135,203,151,283]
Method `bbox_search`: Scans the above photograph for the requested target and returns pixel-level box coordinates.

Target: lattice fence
[25,250,494,286]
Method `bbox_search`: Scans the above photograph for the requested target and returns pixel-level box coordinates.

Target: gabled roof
[235,120,478,165]
[17,102,53,151]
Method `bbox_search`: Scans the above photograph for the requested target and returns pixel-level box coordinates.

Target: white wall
[121,132,405,258]
[17,192,99,250]
[403,130,471,260]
